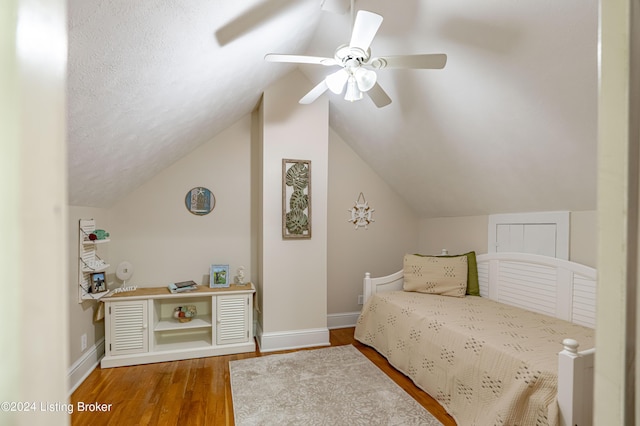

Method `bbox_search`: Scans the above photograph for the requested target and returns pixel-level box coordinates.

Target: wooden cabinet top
[103,283,255,301]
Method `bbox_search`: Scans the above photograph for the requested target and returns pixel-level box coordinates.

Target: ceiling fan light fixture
[344,76,363,102]
[354,68,377,92]
[326,69,349,94]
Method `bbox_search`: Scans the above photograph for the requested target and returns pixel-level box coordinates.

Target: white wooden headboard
[476,253,596,328]
[363,252,597,328]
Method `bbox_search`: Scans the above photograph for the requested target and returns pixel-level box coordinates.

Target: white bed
[355,252,596,426]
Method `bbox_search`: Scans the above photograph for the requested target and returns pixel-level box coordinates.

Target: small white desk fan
[115,261,134,289]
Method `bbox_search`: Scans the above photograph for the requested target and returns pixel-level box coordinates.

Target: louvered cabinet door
[108,300,149,356]
[216,294,251,345]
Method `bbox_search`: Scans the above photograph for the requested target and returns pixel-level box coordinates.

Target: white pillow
[403,254,468,297]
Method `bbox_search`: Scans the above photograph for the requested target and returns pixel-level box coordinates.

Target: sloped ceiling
[67,0,598,217]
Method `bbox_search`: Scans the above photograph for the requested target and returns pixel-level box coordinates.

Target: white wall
[569,210,597,267]
[258,69,329,348]
[327,128,419,315]
[418,215,488,256]
[418,210,597,267]
[1,0,69,422]
[108,116,253,287]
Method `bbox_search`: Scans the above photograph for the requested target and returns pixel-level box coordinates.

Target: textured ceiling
[67,0,598,217]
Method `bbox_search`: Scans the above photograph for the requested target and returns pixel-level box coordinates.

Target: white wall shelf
[82,238,110,245]
[78,219,111,302]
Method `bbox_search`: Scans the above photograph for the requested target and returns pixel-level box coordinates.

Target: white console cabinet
[101,284,255,368]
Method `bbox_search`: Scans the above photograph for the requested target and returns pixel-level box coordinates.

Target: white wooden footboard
[362,252,596,426]
[558,339,595,426]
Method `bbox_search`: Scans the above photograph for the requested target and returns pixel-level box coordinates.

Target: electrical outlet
[358,295,364,305]
[81,333,87,351]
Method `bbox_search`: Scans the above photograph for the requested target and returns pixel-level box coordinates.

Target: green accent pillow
[415,251,479,296]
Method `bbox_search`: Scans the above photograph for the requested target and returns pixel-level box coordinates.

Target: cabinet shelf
[154,316,212,332]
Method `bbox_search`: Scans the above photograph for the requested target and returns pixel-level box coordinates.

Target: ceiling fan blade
[366,82,392,108]
[299,80,329,104]
[349,10,383,52]
[320,0,350,14]
[265,54,338,66]
[215,0,297,46]
[371,54,447,70]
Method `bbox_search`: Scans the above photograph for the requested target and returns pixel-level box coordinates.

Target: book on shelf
[168,280,198,294]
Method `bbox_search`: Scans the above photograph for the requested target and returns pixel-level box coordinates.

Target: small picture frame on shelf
[210,264,230,288]
[90,271,107,293]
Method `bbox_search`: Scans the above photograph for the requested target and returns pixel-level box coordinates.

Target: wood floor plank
[71,328,456,425]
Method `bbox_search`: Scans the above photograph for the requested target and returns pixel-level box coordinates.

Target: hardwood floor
[71,327,456,425]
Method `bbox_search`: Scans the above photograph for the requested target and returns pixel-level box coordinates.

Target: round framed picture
[185,187,215,215]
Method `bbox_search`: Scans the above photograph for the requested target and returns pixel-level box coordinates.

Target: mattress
[354,291,595,426]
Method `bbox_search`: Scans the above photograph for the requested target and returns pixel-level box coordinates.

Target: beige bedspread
[354,291,595,426]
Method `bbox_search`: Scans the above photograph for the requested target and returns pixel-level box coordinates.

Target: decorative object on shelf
[210,264,230,288]
[347,192,375,230]
[185,187,215,215]
[90,271,108,293]
[82,227,110,242]
[82,258,108,271]
[282,159,311,239]
[235,266,247,285]
[113,286,137,294]
[91,229,110,240]
[115,261,133,285]
[114,261,136,293]
[168,280,198,293]
[173,305,197,323]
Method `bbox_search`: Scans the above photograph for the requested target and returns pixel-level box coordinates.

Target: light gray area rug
[229,345,443,426]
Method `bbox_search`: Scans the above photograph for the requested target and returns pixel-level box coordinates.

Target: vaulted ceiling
[67,0,598,217]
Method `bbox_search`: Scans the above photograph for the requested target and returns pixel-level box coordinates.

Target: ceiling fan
[264,9,447,108]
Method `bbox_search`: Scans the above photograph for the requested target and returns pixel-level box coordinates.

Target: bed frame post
[557,339,594,426]
[363,272,372,303]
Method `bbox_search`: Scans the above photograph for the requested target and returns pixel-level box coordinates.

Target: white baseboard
[257,327,330,353]
[327,311,360,329]
[68,337,105,396]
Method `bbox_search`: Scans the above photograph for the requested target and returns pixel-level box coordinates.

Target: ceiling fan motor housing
[335,44,370,66]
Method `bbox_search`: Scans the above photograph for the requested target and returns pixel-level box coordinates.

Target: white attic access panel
[488,211,569,260]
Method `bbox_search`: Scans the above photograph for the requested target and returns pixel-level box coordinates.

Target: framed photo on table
[210,264,230,288]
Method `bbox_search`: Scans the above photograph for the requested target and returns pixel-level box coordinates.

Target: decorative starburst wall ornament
[348,192,375,230]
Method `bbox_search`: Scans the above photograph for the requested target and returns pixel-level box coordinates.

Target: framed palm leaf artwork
[282,159,311,239]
